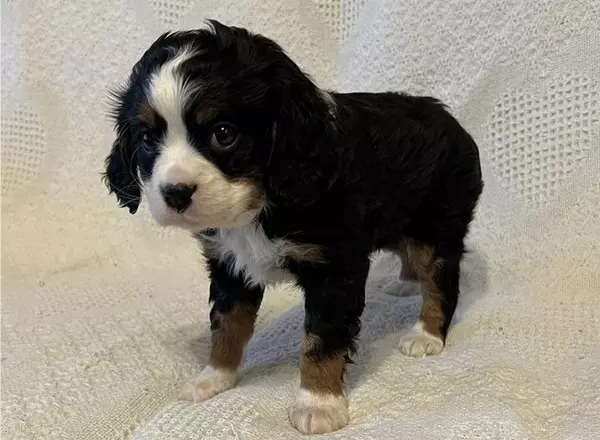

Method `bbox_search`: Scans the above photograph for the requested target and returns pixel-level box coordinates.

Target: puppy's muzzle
[161,183,197,213]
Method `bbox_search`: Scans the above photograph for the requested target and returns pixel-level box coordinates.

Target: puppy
[104,20,483,434]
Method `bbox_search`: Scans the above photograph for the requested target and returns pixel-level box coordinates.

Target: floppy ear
[266,82,339,206]
[103,126,141,214]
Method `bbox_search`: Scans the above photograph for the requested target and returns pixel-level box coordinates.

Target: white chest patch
[200,225,297,287]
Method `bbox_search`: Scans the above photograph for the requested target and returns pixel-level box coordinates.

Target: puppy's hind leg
[397,241,461,357]
[397,241,419,282]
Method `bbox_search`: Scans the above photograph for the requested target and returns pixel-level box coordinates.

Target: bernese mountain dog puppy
[104,20,483,434]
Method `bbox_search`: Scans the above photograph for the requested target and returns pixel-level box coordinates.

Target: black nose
[161,183,197,213]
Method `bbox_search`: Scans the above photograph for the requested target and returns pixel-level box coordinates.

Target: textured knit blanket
[2,1,599,439]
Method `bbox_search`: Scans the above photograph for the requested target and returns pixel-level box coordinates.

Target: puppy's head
[104,20,336,231]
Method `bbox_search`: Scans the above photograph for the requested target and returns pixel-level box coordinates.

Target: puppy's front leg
[289,258,369,435]
[180,257,264,402]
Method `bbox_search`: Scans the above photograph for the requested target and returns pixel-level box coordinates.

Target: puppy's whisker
[128,145,144,188]
[111,183,140,193]
[110,187,141,200]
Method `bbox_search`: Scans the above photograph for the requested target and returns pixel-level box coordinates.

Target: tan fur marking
[244,181,266,211]
[397,241,418,281]
[215,178,265,227]
[300,334,345,396]
[200,238,219,260]
[402,240,445,337]
[209,304,258,371]
[198,177,264,229]
[284,243,325,263]
[196,105,220,124]
[138,103,159,126]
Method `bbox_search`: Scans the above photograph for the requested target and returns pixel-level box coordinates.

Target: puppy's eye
[140,130,156,152]
[211,123,238,149]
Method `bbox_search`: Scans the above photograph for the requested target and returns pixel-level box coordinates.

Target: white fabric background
[1,1,599,439]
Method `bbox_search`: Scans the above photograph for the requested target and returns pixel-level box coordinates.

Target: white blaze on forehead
[148,46,197,142]
[147,45,204,180]
[142,42,264,231]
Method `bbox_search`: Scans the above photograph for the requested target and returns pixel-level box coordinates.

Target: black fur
[208,257,264,330]
[105,21,483,369]
[103,118,141,214]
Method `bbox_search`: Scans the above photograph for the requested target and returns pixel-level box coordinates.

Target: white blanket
[2,1,599,439]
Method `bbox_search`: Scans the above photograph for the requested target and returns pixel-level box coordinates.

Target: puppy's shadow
[164,322,213,378]
[241,281,421,392]
[348,246,489,389]
[173,248,489,391]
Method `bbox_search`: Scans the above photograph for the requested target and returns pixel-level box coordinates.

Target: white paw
[289,389,349,435]
[179,366,237,403]
[399,322,444,357]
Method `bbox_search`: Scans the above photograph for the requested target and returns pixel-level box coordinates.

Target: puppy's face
[139,68,266,231]
[104,23,292,231]
[105,21,336,230]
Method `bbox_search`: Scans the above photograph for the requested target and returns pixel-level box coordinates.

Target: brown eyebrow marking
[138,103,160,127]
[196,105,220,124]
